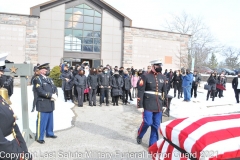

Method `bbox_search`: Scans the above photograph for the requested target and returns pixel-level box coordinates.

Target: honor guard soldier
[33,63,58,144]
[0,53,32,160]
[136,59,167,147]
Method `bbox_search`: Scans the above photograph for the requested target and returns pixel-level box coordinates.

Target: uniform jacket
[87,74,98,89]
[0,75,13,97]
[137,71,167,112]
[60,70,74,91]
[74,74,87,89]
[110,74,123,96]
[98,73,110,88]
[0,96,32,160]
[33,74,58,112]
[232,77,240,90]
[123,75,132,90]
[192,74,201,86]
[131,75,139,88]
[207,76,217,90]
[182,73,193,87]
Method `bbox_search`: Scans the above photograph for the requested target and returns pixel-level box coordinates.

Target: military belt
[144,91,162,96]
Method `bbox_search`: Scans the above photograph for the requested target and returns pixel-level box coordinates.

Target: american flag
[149,114,240,160]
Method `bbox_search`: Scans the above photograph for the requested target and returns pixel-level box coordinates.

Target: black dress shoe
[93,104,96,106]
[31,109,34,112]
[106,104,109,106]
[36,140,45,144]
[130,99,133,101]
[65,100,67,102]
[137,136,142,144]
[46,135,57,138]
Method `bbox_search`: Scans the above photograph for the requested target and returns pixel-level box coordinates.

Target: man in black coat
[33,63,58,144]
[87,68,98,106]
[98,67,111,106]
[232,72,240,103]
[191,71,201,98]
[136,59,167,147]
[122,70,132,105]
[60,65,74,102]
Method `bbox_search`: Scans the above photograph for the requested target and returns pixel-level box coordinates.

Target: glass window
[73,8,83,14]
[83,45,93,52]
[72,22,83,29]
[65,29,72,36]
[65,8,72,13]
[94,17,101,24]
[65,21,72,28]
[76,4,84,8]
[84,9,94,16]
[94,24,101,31]
[83,31,93,37]
[84,16,94,23]
[84,4,92,9]
[65,44,72,50]
[94,38,101,45]
[65,14,72,21]
[93,32,101,38]
[83,38,93,44]
[71,14,83,22]
[84,23,93,30]
[73,30,83,37]
[95,11,101,17]
[94,45,101,52]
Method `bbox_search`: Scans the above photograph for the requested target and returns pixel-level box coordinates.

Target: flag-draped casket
[149,114,240,160]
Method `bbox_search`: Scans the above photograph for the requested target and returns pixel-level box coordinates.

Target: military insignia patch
[159,79,164,83]
[36,84,40,88]
[139,79,144,86]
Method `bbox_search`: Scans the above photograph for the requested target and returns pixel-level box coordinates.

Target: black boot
[180,92,183,98]
[174,93,176,98]
[178,94,180,99]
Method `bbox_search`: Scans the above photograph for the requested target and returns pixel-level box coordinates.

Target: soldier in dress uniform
[0,53,32,160]
[136,59,167,147]
[33,63,58,144]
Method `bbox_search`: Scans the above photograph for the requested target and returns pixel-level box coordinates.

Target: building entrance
[62,58,101,68]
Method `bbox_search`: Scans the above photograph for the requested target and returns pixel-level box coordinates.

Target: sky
[0,0,239,48]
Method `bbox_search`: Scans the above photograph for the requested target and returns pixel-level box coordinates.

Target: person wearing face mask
[181,69,193,102]
[96,68,102,96]
[74,69,87,107]
[191,71,201,98]
[60,65,74,102]
[87,68,98,106]
[232,73,240,103]
[119,67,124,76]
[171,70,182,99]
[206,72,217,101]
[33,63,58,144]
[110,70,123,106]
[122,70,132,105]
[136,59,167,147]
[98,67,111,106]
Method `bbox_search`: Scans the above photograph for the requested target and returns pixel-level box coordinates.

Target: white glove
[51,93,58,101]
[137,108,144,113]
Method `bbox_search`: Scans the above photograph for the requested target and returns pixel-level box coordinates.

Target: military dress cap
[0,53,9,71]
[38,63,50,70]
[150,59,163,66]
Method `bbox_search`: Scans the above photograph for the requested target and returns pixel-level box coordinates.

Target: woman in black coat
[171,70,182,99]
[216,74,226,98]
[60,65,74,102]
[110,71,123,106]
[207,72,217,101]
[74,70,87,107]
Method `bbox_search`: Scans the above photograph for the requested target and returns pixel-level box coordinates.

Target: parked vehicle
[233,68,240,75]
[194,66,213,74]
[216,68,235,75]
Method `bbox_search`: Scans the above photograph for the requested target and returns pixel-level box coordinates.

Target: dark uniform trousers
[33,75,57,141]
[100,88,109,104]
[89,88,97,105]
[137,72,167,147]
[77,87,85,106]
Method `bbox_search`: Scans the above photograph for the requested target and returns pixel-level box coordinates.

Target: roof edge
[128,26,192,36]
[0,12,39,18]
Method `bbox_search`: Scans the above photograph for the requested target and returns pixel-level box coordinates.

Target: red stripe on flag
[165,143,175,160]
[178,114,240,149]
[209,149,240,160]
[165,118,187,141]
[191,127,240,159]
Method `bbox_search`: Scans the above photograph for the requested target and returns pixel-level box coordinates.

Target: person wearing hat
[33,63,58,144]
[0,53,32,159]
[181,68,193,102]
[136,59,167,147]
[87,68,98,106]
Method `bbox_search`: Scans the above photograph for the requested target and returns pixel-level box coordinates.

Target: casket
[149,114,240,160]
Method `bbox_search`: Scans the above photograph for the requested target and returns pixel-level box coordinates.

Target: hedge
[49,66,62,87]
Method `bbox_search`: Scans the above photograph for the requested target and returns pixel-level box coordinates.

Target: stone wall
[0,13,39,65]
[123,27,190,70]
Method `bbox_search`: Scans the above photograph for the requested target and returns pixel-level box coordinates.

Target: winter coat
[87,74,98,89]
[98,73,110,88]
[182,73,193,87]
[166,72,174,81]
[217,76,226,87]
[60,71,74,90]
[207,76,217,90]
[172,74,182,89]
[232,77,240,90]
[74,74,87,89]
[123,75,132,90]
[131,75,139,88]
[72,69,79,77]
[110,74,123,96]
[192,74,201,86]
